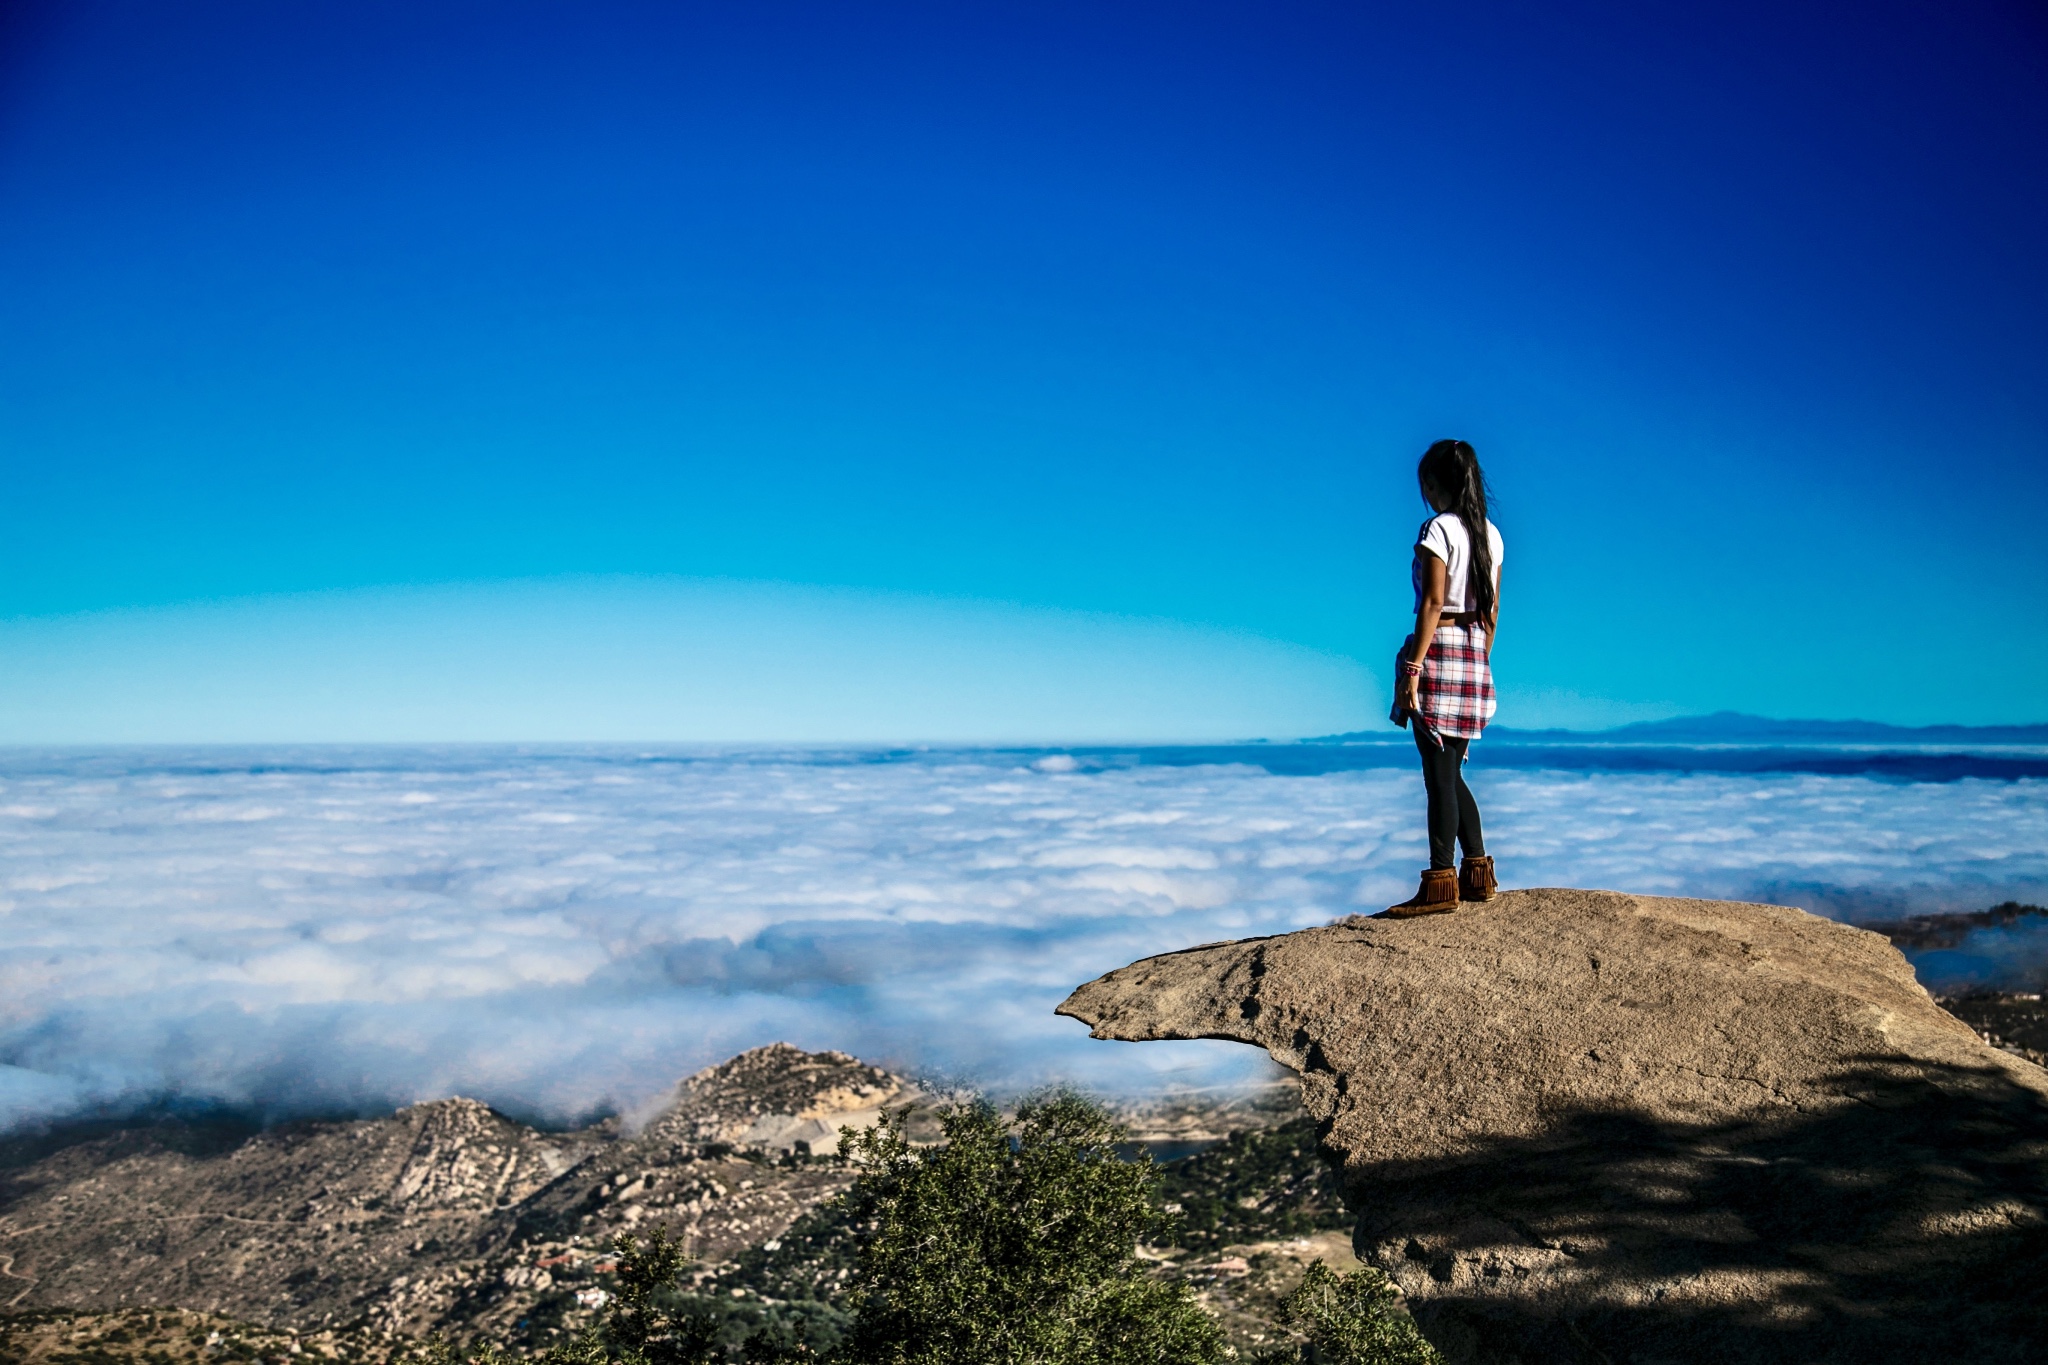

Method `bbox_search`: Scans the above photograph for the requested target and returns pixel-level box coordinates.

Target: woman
[1387,438,1501,916]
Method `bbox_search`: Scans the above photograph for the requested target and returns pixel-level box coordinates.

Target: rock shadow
[1343,1055,2048,1365]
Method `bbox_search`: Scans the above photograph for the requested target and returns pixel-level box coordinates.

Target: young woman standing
[1387,439,1502,916]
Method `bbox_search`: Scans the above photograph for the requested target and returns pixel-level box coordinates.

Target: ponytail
[1417,439,1495,619]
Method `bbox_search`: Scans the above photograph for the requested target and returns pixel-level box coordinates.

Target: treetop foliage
[834,1090,1227,1365]
[1272,1261,1441,1365]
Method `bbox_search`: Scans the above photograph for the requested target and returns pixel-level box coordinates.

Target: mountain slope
[0,1046,899,1345]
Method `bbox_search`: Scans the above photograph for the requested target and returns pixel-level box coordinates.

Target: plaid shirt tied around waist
[1390,621,1496,741]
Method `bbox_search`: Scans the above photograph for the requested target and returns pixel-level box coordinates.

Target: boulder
[633,1041,906,1153]
[1058,889,2048,1364]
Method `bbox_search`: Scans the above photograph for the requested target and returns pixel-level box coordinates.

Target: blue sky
[1,0,2043,737]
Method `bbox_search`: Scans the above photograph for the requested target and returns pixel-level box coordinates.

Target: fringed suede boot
[1459,855,1497,903]
[1386,867,1459,917]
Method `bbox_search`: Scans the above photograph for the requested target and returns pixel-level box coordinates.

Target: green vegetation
[699,1198,860,1321]
[832,1091,1227,1365]
[1266,1262,1441,1365]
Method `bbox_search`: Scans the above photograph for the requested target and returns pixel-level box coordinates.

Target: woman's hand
[1406,547,1447,716]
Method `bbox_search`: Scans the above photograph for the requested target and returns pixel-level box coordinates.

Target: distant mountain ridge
[1308,711,2048,747]
[1495,711,2048,745]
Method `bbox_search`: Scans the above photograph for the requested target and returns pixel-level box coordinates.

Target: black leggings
[1415,729,1485,870]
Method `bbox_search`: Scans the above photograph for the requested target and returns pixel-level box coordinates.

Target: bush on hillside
[1269,1260,1441,1365]
[834,1091,1228,1365]
[1153,1118,1353,1250]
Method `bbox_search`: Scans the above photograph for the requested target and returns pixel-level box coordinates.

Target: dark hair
[1417,439,1495,619]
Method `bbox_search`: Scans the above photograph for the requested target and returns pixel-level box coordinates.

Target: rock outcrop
[634,1043,908,1155]
[1058,889,2048,1365]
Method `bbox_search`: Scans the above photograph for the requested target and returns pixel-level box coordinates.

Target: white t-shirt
[1413,512,1504,615]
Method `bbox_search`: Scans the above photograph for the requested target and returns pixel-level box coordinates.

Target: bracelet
[1400,660,1424,675]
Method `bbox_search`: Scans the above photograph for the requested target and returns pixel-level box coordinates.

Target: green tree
[1273,1261,1440,1365]
[835,1091,1228,1365]
[596,1229,726,1364]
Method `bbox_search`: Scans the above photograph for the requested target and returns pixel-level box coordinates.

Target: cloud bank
[0,747,2042,1131]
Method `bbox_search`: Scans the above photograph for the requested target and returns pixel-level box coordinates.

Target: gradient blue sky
[1,0,2043,738]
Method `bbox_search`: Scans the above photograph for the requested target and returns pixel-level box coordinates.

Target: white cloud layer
[1,747,2042,1131]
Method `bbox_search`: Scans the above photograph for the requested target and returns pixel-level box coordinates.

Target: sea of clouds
[1,747,2043,1132]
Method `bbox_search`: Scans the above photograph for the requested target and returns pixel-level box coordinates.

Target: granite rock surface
[1058,888,2048,1365]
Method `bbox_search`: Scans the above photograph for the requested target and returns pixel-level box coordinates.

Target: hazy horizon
[0,576,2042,747]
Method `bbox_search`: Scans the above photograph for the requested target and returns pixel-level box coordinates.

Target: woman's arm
[1487,566,1501,656]
[1398,549,1448,715]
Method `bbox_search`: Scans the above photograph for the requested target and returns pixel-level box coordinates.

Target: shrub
[835,1091,1229,1365]
[1273,1260,1440,1365]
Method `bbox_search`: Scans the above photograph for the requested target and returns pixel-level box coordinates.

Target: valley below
[3,923,2042,1364]
[0,1043,1352,1362]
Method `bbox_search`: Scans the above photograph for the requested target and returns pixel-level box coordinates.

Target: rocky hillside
[0,1046,924,1348]
[1060,889,2048,1365]
[0,1042,1326,1359]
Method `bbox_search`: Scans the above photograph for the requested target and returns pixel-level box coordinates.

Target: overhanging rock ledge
[1057,887,2048,1365]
